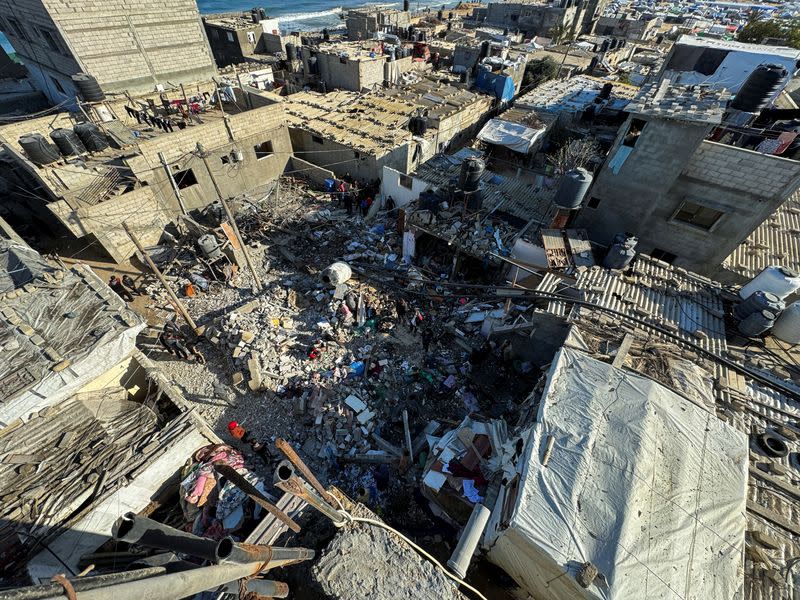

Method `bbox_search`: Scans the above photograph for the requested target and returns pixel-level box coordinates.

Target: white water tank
[739,266,800,300]
[772,301,800,344]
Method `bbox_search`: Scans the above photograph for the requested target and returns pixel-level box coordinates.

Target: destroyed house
[383,151,559,275]
[284,82,494,182]
[0,82,292,262]
[0,241,218,582]
[574,77,800,276]
[422,253,800,599]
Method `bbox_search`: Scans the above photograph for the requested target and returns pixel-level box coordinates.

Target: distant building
[346,5,411,41]
[0,0,218,106]
[0,83,291,262]
[203,13,272,67]
[593,15,659,41]
[472,0,606,38]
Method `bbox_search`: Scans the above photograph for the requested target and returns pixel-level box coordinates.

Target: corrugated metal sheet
[723,190,800,281]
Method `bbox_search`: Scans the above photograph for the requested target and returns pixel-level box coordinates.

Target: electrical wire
[325,494,489,600]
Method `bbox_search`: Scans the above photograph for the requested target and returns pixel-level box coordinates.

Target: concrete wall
[382,165,429,207]
[289,127,411,182]
[575,115,800,275]
[204,22,265,66]
[0,0,217,101]
[313,50,386,92]
[289,155,334,187]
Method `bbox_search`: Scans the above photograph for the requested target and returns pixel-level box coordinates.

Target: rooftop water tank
[50,128,87,157]
[772,300,800,344]
[738,309,777,338]
[599,83,613,100]
[554,168,592,210]
[71,73,105,102]
[603,233,637,269]
[460,157,484,192]
[73,122,109,152]
[403,0,410,11]
[19,133,60,165]
[740,266,800,300]
[733,290,784,321]
[730,64,788,113]
[286,43,297,61]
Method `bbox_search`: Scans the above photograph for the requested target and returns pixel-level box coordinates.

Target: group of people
[108,274,142,302]
[332,173,381,217]
[158,318,206,364]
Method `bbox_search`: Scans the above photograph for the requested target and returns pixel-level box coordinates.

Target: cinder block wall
[0,0,218,98]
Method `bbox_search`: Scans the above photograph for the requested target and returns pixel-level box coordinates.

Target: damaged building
[285,81,494,182]
[0,240,220,582]
[0,81,292,262]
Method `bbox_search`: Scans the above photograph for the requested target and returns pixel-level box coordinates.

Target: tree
[547,138,601,175]
[522,57,560,89]
[738,12,800,48]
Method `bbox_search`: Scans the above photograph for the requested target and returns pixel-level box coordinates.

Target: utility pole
[233,65,252,110]
[196,144,263,292]
[122,222,199,331]
[157,151,188,216]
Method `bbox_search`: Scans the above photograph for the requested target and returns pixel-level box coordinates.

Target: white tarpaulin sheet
[486,347,747,600]
[477,118,545,154]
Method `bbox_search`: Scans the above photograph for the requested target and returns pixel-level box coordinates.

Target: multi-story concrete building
[346,5,411,41]
[300,41,389,93]
[0,82,291,262]
[593,15,659,41]
[573,81,800,275]
[0,0,217,106]
[203,13,270,67]
[472,0,603,38]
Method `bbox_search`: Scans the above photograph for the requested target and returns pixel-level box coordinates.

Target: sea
[1,0,456,52]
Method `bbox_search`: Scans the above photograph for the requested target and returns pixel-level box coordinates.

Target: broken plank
[746,499,800,536]
[749,467,800,500]
[612,333,634,368]
[2,453,43,465]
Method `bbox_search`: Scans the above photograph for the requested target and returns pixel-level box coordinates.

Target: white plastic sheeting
[477,118,545,154]
[485,347,748,600]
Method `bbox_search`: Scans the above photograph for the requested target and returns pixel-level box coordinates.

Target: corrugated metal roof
[722,190,800,281]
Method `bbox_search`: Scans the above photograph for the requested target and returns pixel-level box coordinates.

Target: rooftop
[516,74,638,115]
[203,13,264,30]
[316,40,390,61]
[0,242,142,424]
[722,190,800,281]
[626,80,730,124]
[676,34,800,59]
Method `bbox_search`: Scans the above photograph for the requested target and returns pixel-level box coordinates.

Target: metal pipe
[275,438,336,506]
[218,541,314,567]
[216,579,289,598]
[113,513,221,562]
[37,561,266,600]
[0,567,167,600]
[274,475,345,524]
[447,503,491,579]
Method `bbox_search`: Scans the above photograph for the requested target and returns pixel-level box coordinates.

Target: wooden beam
[612,333,634,368]
[749,467,800,500]
[746,500,800,536]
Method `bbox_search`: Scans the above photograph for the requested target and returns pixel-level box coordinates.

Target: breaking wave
[277,7,343,22]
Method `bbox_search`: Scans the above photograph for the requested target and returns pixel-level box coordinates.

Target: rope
[50,574,77,600]
[326,495,489,600]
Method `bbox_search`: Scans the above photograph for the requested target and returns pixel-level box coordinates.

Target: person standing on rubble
[186,335,206,364]
[344,188,354,215]
[421,327,433,353]
[395,297,409,327]
[360,196,373,218]
[409,306,423,335]
[109,276,134,302]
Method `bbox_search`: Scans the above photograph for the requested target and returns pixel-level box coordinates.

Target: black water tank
[448,11,453,18]
[258,7,267,20]
[459,70,469,84]
[503,27,509,35]
[74,122,109,152]
[460,157,484,192]
[403,0,409,11]
[409,116,427,135]
[50,128,87,157]
[286,43,297,61]
[250,8,259,22]
[731,64,789,113]
[599,82,613,100]
[19,133,60,165]
[437,9,443,19]
[71,73,105,102]
[322,28,330,41]
[479,40,490,59]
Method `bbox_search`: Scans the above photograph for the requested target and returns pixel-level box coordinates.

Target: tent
[484,347,748,600]
[477,118,546,154]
